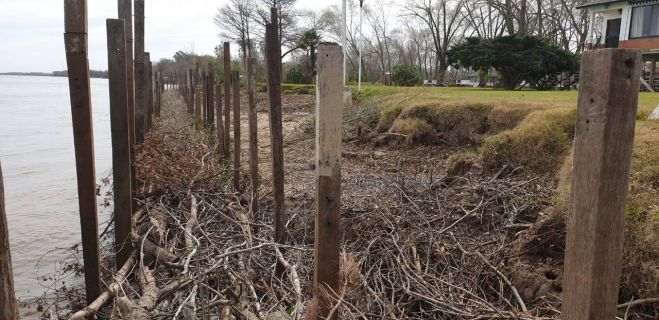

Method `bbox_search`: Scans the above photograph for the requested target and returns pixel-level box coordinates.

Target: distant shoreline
[0,71,108,79]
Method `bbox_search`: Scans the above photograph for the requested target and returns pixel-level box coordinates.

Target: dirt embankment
[27,89,657,319]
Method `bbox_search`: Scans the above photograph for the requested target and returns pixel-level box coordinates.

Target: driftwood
[69,250,138,320]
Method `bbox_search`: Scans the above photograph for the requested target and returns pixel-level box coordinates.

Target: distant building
[578,0,659,91]
[455,70,497,88]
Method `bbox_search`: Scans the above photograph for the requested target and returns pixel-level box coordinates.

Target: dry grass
[480,109,576,174]
[352,85,659,313]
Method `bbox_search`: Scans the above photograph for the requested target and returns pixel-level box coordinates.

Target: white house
[578,0,659,90]
[455,71,498,88]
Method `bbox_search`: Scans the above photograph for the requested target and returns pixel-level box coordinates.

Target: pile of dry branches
[32,93,567,319]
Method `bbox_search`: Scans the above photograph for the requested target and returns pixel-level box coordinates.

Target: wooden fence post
[134,0,146,143]
[216,84,225,155]
[64,0,101,304]
[312,43,344,320]
[0,163,18,320]
[266,8,286,245]
[247,57,259,214]
[195,80,202,129]
[208,63,215,130]
[145,54,153,133]
[188,69,194,114]
[118,0,137,218]
[106,19,134,269]
[562,48,641,320]
[232,70,241,190]
[223,42,231,158]
[155,71,161,118]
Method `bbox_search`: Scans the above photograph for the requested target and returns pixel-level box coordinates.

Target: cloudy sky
[0,0,335,73]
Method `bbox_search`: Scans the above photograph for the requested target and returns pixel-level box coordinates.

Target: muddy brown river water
[0,75,112,299]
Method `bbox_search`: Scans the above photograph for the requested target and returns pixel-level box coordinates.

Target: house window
[630,4,659,38]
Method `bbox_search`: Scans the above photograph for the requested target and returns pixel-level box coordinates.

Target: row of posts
[0,2,644,320]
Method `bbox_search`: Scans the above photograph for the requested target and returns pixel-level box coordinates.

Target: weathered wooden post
[118,0,137,217]
[195,81,202,129]
[155,71,161,118]
[266,8,286,245]
[145,54,153,133]
[232,70,241,190]
[223,42,231,158]
[562,49,641,320]
[247,57,259,214]
[134,0,146,143]
[106,19,134,269]
[0,163,19,320]
[64,0,101,303]
[187,69,194,114]
[208,63,215,130]
[216,84,225,155]
[311,43,344,320]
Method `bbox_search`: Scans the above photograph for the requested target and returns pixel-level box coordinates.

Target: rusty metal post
[106,19,134,269]
[64,0,101,304]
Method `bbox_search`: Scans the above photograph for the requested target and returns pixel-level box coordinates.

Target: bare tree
[405,0,467,82]
[214,0,254,64]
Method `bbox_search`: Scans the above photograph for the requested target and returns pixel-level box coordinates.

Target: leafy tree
[448,35,579,90]
[392,65,421,87]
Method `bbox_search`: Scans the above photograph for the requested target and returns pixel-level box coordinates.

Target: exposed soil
[26,91,655,319]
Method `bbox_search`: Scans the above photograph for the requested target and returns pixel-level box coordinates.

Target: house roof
[577,0,658,8]
[576,0,626,9]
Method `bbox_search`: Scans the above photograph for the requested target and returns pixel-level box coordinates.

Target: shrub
[392,65,421,87]
[480,109,576,173]
[285,67,312,84]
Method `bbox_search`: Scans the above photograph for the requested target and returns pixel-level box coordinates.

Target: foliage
[285,67,313,84]
[448,35,579,90]
[392,65,421,87]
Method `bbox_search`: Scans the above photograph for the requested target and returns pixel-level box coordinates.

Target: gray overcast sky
[0,0,333,72]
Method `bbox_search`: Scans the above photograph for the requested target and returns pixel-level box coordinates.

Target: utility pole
[358,0,364,93]
[342,0,347,86]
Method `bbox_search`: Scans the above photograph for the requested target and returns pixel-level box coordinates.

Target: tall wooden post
[208,63,215,130]
[562,49,641,320]
[106,19,134,269]
[266,8,286,245]
[312,43,344,320]
[155,71,161,118]
[145,54,153,133]
[0,163,18,320]
[64,0,101,304]
[187,69,194,114]
[223,42,231,158]
[232,71,241,190]
[118,0,137,218]
[134,0,146,143]
[216,84,225,155]
[247,57,259,214]
[201,71,208,127]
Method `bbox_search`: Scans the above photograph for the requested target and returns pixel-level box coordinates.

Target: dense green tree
[448,35,579,90]
[392,64,421,87]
